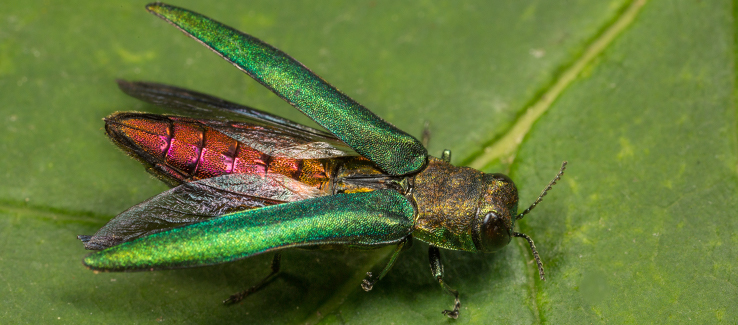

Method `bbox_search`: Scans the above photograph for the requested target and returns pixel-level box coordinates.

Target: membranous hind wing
[79,173,322,250]
[116,80,357,158]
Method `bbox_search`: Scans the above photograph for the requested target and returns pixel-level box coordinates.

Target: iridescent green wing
[146,3,427,176]
[83,190,415,271]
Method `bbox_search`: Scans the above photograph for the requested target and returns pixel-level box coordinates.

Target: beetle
[78,3,567,319]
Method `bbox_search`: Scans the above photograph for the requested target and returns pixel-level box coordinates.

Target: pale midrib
[469,0,648,170]
[301,0,650,324]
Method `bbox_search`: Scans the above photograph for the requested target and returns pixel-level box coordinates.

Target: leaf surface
[1,0,735,323]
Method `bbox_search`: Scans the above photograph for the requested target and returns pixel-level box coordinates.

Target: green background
[1,0,736,323]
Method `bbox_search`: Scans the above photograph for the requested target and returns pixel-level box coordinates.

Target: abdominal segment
[105,113,329,189]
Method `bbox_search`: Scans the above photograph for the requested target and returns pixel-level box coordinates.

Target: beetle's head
[471,162,567,281]
[472,173,519,253]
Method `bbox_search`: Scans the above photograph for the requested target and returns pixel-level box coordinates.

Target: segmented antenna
[513,161,567,281]
[514,232,545,280]
[516,161,567,220]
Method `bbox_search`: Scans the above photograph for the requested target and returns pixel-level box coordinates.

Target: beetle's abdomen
[105,113,328,187]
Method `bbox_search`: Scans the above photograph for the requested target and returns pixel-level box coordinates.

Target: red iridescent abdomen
[105,113,329,187]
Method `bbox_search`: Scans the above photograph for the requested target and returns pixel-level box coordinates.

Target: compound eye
[477,211,511,252]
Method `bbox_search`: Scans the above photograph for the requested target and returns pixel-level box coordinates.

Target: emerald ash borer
[78,3,567,319]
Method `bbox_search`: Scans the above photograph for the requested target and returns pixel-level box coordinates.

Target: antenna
[513,161,567,281]
[514,232,545,280]
[516,161,567,220]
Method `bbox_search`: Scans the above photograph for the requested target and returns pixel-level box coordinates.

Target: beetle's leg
[440,150,452,163]
[361,237,411,291]
[421,120,431,147]
[224,253,282,305]
[429,245,460,319]
[420,121,453,163]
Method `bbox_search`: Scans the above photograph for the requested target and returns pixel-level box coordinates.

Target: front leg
[429,246,460,319]
[419,121,452,164]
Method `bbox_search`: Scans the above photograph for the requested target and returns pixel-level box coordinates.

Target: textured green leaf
[1,0,735,323]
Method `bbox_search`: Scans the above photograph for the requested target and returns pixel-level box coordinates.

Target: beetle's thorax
[411,157,484,251]
[411,157,519,252]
